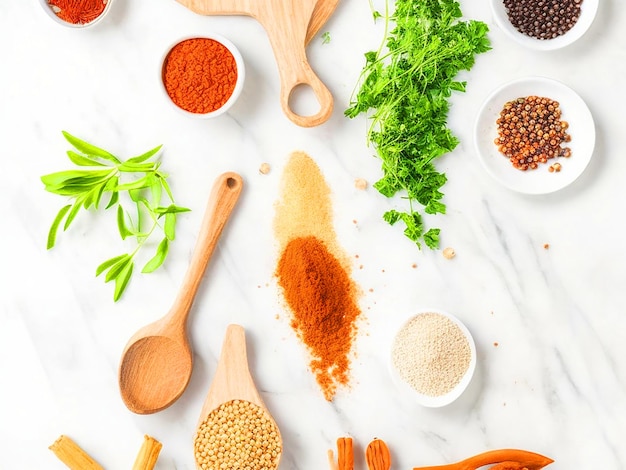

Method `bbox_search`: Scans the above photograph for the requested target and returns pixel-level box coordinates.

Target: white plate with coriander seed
[389,310,476,408]
[474,76,595,195]
[491,0,599,50]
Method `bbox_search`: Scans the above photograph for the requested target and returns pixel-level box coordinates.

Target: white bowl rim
[474,75,596,195]
[38,0,114,28]
[160,34,246,119]
[389,309,477,408]
[490,0,599,51]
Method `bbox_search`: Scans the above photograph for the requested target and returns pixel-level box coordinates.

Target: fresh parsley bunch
[42,131,190,301]
[346,0,491,249]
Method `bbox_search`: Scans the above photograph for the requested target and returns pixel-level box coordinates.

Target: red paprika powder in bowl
[39,0,113,28]
[161,35,245,118]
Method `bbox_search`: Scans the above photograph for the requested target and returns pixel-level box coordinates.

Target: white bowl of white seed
[389,310,476,407]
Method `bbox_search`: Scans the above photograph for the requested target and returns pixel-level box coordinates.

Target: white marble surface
[1,0,625,469]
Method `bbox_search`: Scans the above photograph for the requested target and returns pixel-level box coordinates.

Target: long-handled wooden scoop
[175,0,335,127]
[118,172,243,414]
[193,324,283,469]
[412,449,554,470]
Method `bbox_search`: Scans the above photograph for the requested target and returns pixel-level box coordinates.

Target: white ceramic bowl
[490,0,598,51]
[38,0,113,28]
[160,35,245,119]
[389,309,476,408]
[474,76,595,195]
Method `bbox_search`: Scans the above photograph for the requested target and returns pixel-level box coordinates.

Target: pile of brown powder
[274,151,361,401]
[392,312,471,397]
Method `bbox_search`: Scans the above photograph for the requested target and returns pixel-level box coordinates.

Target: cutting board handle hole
[288,83,322,117]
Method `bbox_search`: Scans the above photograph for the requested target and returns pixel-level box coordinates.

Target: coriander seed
[495,95,571,171]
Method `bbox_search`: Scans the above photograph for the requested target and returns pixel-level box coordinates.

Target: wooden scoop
[118,172,243,414]
[412,449,554,470]
[176,0,334,127]
[194,324,282,469]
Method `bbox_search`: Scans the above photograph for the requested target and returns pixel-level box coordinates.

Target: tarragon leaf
[47,204,72,249]
[104,254,132,283]
[96,253,129,277]
[164,213,176,241]
[44,132,189,301]
[67,150,107,167]
[113,261,134,302]
[126,144,162,164]
[62,131,120,163]
[142,238,169,273]
[116,205,133,240]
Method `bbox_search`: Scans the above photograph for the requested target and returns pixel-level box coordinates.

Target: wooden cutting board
[175,0,335,127]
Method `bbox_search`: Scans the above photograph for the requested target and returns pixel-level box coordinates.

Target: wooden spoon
[366,439,391,470]
[175,0,334,127]
[118,172,243,414]
[194,324,282,469]
[412,449,554,470]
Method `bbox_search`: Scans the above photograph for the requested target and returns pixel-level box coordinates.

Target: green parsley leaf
[346,0,491,249]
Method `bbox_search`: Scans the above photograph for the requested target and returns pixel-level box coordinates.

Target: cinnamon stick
[337,437,354,470]
[49,435,104,470]
[132,435,163,470]
[328,437,353,470]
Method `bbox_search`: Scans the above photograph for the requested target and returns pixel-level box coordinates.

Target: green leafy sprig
[346,0,491,249]
[42,131,190,301]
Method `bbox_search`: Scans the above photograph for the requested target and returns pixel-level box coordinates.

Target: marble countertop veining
[1,0,625,469]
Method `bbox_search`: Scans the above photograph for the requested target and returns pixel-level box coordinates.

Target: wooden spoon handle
[412,449,554,470]
[170,172,243,323]
[199,324,263,420]
[259,3,334,127]
[277,51,334,128]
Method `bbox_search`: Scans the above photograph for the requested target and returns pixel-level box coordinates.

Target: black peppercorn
[503,0,583,40]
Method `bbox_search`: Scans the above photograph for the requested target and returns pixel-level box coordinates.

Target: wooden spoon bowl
[193,324,282,469]
[118,172,243,414]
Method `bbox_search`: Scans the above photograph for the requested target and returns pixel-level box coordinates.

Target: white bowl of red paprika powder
[160,35,245,119]
[38,0,114,28]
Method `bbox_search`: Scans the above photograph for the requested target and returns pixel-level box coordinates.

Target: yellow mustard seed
[194,400,281,470]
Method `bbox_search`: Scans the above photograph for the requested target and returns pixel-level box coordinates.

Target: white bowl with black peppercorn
[490,0,598,50]
[474,76,595,195]
[389,310,477,408]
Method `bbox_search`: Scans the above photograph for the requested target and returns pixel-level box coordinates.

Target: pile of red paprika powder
[162,37,240,115]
